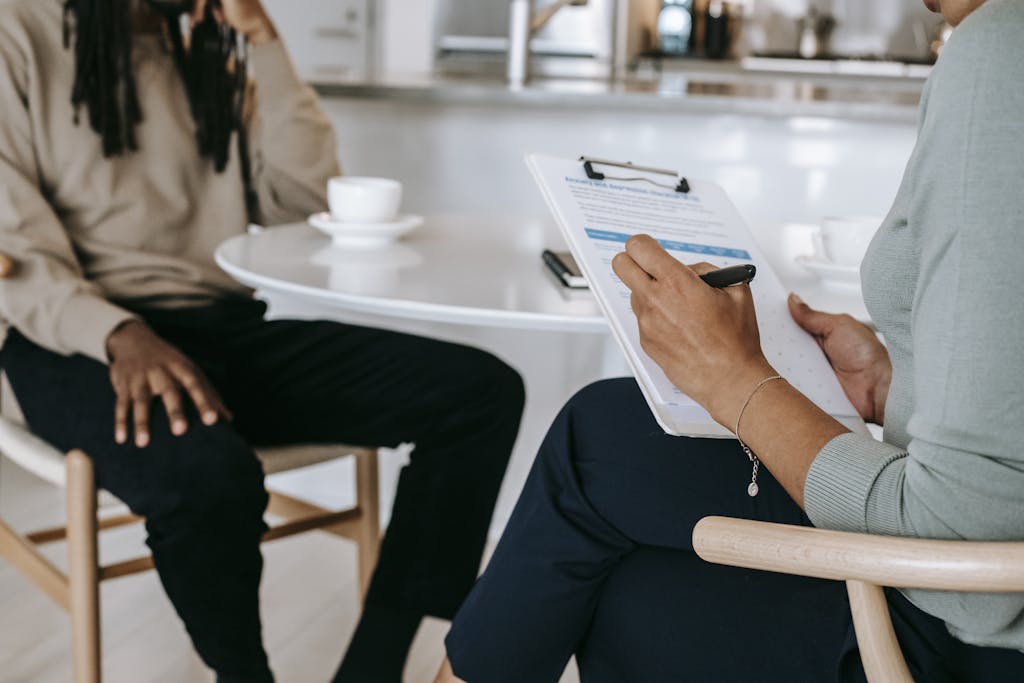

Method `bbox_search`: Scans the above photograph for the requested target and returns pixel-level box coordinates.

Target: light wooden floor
[0,456,580,683]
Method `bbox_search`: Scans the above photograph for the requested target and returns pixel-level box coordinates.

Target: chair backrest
[0,367,68,485]
[0,415,68,487]
[1,372,26,424]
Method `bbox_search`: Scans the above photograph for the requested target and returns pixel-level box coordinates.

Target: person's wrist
[707,357,779,429]
[105,319,147,360]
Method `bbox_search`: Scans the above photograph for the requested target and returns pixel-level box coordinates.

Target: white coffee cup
[812,216,880,267]
[328,177,403,223]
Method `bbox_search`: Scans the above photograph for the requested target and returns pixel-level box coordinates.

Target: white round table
[215,214,868,330]
[215,214,607,334]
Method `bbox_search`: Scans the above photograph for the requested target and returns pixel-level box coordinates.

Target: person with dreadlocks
[0,1,524,681]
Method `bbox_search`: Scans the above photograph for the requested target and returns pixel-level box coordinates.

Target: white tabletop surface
[214,213,869,333]
[215,213,609,333]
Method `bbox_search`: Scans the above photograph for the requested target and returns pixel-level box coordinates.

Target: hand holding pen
[612,235,776,427]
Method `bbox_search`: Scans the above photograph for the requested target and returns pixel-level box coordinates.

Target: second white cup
[328,177,403,224]
[812,216,880,267]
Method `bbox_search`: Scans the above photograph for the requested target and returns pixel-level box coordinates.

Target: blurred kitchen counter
[312,67,924,124]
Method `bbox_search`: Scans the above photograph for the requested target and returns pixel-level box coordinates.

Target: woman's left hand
[192,0,278,45]
[612,234,776,427]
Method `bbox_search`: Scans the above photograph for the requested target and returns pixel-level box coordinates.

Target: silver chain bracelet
[734,375,784,497]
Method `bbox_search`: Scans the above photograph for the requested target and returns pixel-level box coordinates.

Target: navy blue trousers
[446,378,1024,682]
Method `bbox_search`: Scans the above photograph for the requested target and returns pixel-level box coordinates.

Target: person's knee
[185,428,267,517]
[448,346,526,417]
[140,424,268,526]
[541,378,644,467]
[485,351,526,415]
[564,378,640,422]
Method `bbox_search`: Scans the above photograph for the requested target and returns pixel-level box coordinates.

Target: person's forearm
[243,24,341,222]
[708,367,850,509]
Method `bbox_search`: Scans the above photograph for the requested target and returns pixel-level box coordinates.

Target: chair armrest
[692,516,1024,592]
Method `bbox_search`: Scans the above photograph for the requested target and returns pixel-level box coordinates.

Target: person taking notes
[436,0,1024,681]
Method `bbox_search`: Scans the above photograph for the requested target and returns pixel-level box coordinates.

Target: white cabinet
[262,0,372,82]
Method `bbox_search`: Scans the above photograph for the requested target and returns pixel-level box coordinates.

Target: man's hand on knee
[105,320,232,447]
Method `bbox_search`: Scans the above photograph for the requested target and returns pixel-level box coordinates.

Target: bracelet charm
[734,374,785,497]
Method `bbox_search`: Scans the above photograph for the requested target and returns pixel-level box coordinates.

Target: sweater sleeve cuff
[804,432,908,535]
[56,293,138,364]
[249,39,306,107]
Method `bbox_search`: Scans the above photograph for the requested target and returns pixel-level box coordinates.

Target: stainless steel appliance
[743,0,943,63]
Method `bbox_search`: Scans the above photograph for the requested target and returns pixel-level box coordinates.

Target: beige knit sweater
[0,0,340,363]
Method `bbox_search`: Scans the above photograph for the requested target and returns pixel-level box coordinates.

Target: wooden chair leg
[846,580,913,683]
[354,450,381,601]
[0,518,70,609]
[67,450,101,683]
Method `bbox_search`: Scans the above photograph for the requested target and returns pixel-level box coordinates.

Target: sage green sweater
[0,0,339,363]
[804,0,1024,652]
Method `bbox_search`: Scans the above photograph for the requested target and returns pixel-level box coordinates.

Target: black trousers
[1,297,524,682]
[446,379,1024,683]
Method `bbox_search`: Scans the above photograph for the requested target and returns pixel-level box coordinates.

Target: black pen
[700,264,756,288]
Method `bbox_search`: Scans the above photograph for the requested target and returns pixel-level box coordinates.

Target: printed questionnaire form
[528,154,865,437]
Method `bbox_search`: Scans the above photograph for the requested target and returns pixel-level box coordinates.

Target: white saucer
[309,212,423,248]
[795,254,861,287]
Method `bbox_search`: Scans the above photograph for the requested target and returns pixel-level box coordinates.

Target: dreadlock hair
[62,0,259,221]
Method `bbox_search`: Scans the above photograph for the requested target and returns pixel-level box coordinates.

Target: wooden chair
[692,516,1024,682]
[0,413,381,683]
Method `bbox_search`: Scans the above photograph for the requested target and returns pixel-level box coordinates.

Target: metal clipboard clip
[579,156,691,194]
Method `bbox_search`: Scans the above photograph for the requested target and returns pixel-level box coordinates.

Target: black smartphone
[542,250,588,289]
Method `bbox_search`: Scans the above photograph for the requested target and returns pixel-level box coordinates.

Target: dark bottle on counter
[704,0,731,59]
[657,0,693,55]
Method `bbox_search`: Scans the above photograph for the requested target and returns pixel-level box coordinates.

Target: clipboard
[579,156,691,194]
[527,153,867,438]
